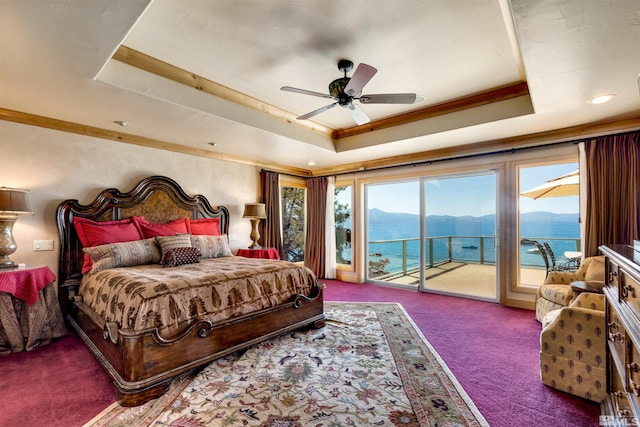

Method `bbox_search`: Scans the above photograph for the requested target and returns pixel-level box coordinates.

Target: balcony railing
[367,236,581,280]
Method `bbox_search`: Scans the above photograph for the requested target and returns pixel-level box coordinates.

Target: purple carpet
[322,280,599,427]
[0,280,598,426]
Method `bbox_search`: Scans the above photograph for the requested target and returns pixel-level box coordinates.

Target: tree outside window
[281,186,305,262]
[335,185,352,265]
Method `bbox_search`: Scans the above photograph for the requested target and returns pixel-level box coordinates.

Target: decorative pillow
[189,217,221,236]
[161,247,202,267]
[155,234,193,256]
[584,257,605,282]
[191,234,233,258]
[73,217,144,273]
[83,238,161,273]
[133,216,190,238]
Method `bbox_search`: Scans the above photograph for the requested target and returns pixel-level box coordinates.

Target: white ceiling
[1,0,639,172]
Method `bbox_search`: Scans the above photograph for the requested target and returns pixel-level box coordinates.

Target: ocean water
[360,211,580,275]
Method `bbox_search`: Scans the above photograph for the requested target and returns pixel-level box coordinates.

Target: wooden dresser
[600,244,640,424]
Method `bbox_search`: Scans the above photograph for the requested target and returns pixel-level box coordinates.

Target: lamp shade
[243,203,266,219]
[0,188,33,215]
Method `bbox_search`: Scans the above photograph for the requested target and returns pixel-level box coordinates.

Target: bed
[56,175,325,406]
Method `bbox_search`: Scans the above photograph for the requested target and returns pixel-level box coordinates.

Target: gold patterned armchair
[535,255,605,323]
[540,292,606,402]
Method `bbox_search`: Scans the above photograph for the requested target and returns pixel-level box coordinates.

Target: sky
[352,162,579,216]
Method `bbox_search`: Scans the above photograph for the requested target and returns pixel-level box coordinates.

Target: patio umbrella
[520,169,579,199]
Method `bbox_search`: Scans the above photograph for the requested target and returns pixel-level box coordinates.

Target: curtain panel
[584,131,640,256]
[305,177,327,278]
[260,170,283,257]
[324,176,337,279]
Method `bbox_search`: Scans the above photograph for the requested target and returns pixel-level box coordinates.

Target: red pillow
[134,216,190,238]
[73,217,144,273]
[189,217,221,235]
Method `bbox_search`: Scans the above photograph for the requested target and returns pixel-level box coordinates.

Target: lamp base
[0,216,19,269]
[0,258,17,269]
[248,218,262,250]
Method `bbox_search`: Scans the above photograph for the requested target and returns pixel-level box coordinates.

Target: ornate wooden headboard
[56,176,229,306]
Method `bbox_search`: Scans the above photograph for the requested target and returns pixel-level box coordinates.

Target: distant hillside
[366,208,579,241]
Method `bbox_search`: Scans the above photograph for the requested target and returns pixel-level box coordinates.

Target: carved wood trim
[112,45,333,137]
[331,82,530,139]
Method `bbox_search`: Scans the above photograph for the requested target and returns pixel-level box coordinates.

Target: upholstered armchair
[540,292,606,402]
[535,255,605,323]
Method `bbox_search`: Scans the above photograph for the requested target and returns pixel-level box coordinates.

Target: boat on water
[462,245,478,249]
[528,248,541,253]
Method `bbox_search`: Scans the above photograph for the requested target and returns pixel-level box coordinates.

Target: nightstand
[237,248,280,260]
[0,266,67,355]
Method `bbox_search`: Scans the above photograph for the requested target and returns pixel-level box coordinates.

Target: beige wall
[0,120,261,276]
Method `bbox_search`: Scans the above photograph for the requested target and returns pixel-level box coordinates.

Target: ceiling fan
[281,59,417,125]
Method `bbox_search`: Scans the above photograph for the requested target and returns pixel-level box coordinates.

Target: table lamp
[242,203,267,249]
[0,188,34,268]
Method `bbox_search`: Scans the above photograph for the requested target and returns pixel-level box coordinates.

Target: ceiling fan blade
[343,63,377,97]
[346,104,370,125]
[359,93,417,104]
[281,86,334,99]
[296,102,338,120]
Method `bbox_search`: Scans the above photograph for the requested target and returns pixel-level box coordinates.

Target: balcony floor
[380,262,547,301]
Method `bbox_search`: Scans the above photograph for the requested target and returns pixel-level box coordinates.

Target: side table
[570,280,605,296]
[237,248,281,260]
[0,266,67,355]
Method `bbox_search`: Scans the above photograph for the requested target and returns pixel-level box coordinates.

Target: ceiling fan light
[590,94,615,104]
[329,78,350,97]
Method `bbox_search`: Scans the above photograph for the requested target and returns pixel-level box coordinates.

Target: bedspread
[79,256,318,339]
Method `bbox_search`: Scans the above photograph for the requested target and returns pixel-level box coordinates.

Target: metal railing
[367,236,581,280]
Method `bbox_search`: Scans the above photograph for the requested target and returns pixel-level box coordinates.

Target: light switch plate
[33,240,54,251]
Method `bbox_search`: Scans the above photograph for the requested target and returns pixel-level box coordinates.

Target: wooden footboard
[68,284,325,406]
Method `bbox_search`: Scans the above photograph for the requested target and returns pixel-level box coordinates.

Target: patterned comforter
[78,256,319,339]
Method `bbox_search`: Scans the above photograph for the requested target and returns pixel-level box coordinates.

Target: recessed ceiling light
[308,161,315,166]
[208,142,217,147]
[113,120,128,127]
[590,94,615,104]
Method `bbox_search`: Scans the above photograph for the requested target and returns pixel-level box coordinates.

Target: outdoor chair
[543,242,579,272]
[522,240,579,279]
[522,239,552,277]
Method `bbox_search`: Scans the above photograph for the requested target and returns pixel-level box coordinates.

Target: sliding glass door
[366,171,497,301]
[421,173,497,300]
[366,180,420,284]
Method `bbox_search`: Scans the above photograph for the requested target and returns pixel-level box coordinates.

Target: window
[518,162,580,287]
[280,184,306,262]
[335,184,352,265]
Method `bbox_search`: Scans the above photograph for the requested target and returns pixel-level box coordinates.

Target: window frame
[510,156,580,295]
[334,179,355,272]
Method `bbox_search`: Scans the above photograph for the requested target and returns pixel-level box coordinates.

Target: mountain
[366,208,579,241]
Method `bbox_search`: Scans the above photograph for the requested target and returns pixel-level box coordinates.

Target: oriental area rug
[85,302,488,427]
